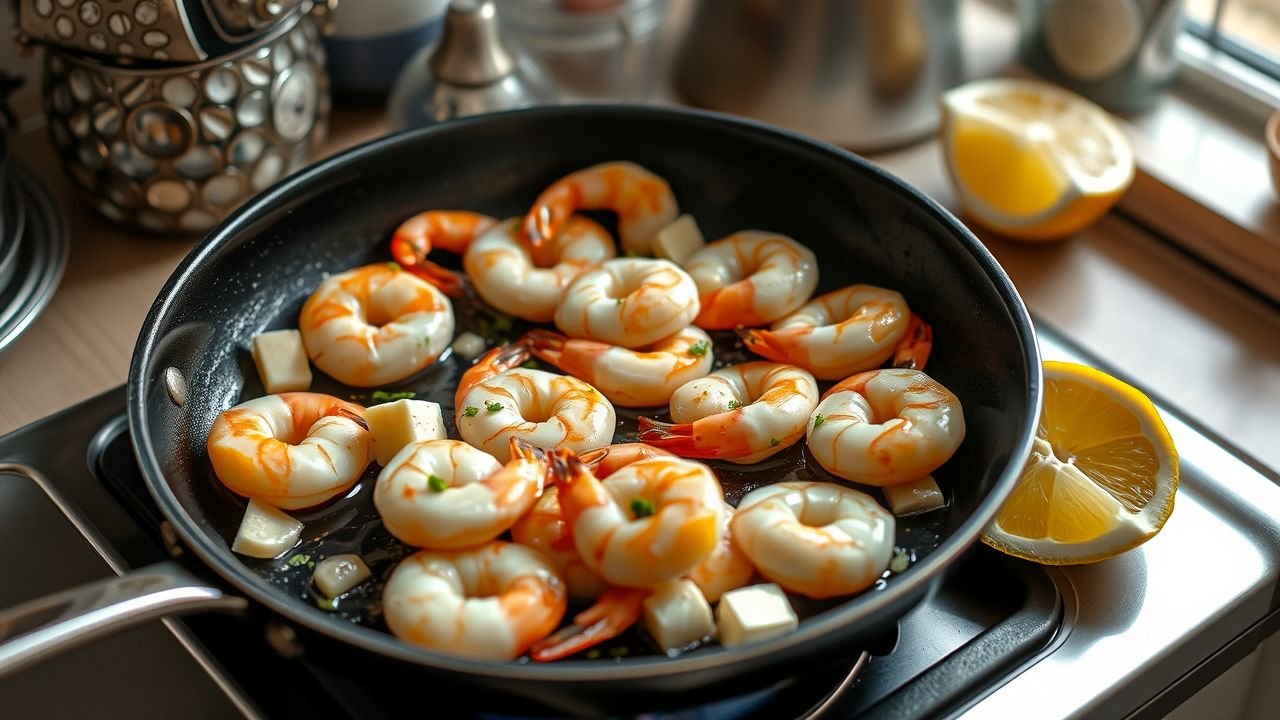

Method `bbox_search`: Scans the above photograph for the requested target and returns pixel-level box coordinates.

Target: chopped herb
[769,437,781,447]
[630,497,656,519]
[308,561,315,568]
[510,218,522,232]
[609,646,629,658]
[424,337,432,347]
[586,648,603,660]
[386,261,401,272]
[287,553,311,567]
[371,390,416,402]
[727,400,743,410]
[522,360,539,369]
[687,340,709,357]
[813,414,826,428]
[485,400,504,413]
[315,595,339,611]
[428,474,449,492]
[623,249,639,258]
[889,550,911,574]
[615,298,625,306]
[462,406,480,417]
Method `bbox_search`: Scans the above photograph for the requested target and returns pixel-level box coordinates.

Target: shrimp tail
[522,329,567,363]
[577,447,610,472]
[529,587,649,662]
[454,341,533,411]
[892,315,933,371]
[407,260,469,298]
[524,204,553,249]
[637,417,719,458]
[738,328,794,364]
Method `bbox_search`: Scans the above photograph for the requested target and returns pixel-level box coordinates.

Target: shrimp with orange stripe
[807,368,965,486]
[390,210,496,296]
[207,392,372,510]
[639,362,820,464]
[522,326,714,407]
[683,231,818,330]
[299,262,454,387]
[741,284,934,379]
[554,258,701,348]
[524,161,678,255]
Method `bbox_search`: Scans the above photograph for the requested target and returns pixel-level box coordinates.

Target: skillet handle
[0,561,248,677]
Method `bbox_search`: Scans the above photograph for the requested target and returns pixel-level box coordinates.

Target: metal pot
[674,0,963,151]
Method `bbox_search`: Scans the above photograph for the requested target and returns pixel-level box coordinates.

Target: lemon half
[983,361,1178,565]
[941,79,1135,240]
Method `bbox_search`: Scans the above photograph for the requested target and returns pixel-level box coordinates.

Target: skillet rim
[127,103,1043,682]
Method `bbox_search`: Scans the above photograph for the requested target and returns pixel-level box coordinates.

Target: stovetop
[1,325,1278,719]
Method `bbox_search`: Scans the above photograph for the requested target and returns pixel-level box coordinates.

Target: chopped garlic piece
[313,554,372,598]
[365,399,446,465]
[251,329,312,393]
[652,215,705,265]
[883,475,945,516]
[452,331,487,360]
[643,579,716,653]
[716,583,798,648]
[231,500,303,559]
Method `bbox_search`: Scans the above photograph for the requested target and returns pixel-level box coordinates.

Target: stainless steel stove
[0,324,1276,719]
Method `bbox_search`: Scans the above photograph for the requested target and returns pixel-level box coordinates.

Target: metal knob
[431,0,517,86]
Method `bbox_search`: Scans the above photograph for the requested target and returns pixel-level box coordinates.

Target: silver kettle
[674,0,963,152]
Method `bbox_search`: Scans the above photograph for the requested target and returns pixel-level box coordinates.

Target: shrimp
[523,326,714,408]
[683,231,818,330]
[740,284,912,380]
[383,541,567,660]
[528,586,651,662]
[555,451,723,588]
[465,216,615,323]
[390,210,496,296]
[686,502,756,602]
[453,342,532,414]
[298,263,454,387]
[511,485,608,600]
[523,161,678,255]
[731,481,895,599]
[457,368,616,463]
[374,437,548,549]
[638,362,820,464]
[554,258,701,349]
[807,369,965,486]
[206,392,372,510]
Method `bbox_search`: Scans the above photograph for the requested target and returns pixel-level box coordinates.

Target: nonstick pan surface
[127,105,1041,713]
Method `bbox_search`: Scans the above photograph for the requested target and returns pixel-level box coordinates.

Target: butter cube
[313,554,372,598]
[451,331,487,360]
[365,399,446,465]
[652,215,705,264]
[883,475,945,516]
[251,329,312,393]
[232,500,303,559]
[716,583,798,648]
[643,579,716,653]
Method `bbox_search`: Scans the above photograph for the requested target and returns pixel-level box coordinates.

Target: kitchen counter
[2,104,1277,475]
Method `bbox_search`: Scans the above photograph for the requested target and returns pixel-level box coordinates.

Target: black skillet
[0,106,1041,716]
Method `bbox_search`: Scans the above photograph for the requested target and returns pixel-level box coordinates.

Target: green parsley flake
[315,595,339,611]
[522,360,539,369]
[386,261,401,272]
[463,406,480,417]
[287,554,311,567]
[630,497,656,519]
[623,249,639,258]
[485,400,504,413]
[813,414,826,428]
[727,400,743,410]
[609,646,629,658]
[769,437,781,447]
[428,474,449,492]
[889,550,911,574]
[615,298,625,306]
[371,390,416,403]
[687,341,709,357]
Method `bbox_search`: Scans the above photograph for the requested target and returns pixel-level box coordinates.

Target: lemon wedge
[941,78,1135,240]
[983,361,1178,565]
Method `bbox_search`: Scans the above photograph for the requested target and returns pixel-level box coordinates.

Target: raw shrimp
[206,392,371,510]
[807,369,965,486]
[732,481,895,599]
[374,437,548,549]
[686,502,756,603]
[390,210,496,296]
[554,258,701,349]
[554,451,724,588]
[511,485,608,600]
[683,231,818,330]
[298,263,454,387]
[639,362,820,464]
[383,541,567,660]
[523,326,714,408]
[741,284,918,380]
[457,368,616,463]
[464,216,615,322]
[523,161,678,255]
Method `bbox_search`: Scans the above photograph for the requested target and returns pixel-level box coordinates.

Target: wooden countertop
[2,104,1278,474]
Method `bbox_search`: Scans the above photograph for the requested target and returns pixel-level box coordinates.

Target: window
[1184,0,1280,79]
